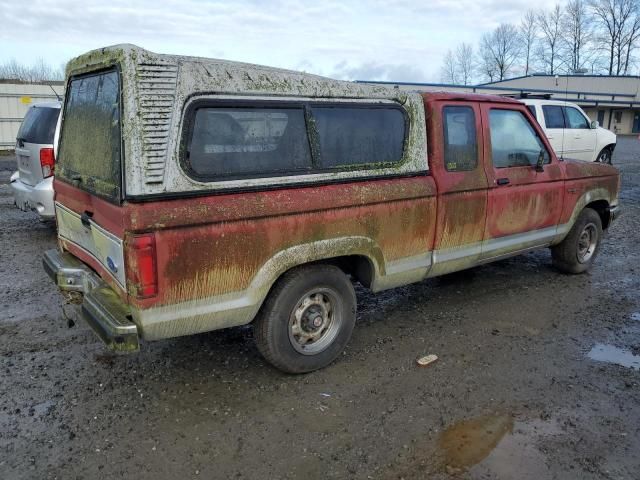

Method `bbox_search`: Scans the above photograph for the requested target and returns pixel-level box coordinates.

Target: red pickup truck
[45,45,620,373]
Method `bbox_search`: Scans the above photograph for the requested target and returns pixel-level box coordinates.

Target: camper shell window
[182,99,407,182]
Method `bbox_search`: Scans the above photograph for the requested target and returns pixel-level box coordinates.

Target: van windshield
[57,69,121,201]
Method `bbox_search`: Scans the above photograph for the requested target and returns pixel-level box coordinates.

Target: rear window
[311,106,405,168]
[58,69,121,201]
[17,106,59,144]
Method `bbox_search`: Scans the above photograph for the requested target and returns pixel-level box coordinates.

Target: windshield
[17,106,59,144]
[57,69,122,201]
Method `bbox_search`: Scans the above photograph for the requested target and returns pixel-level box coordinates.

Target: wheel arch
[585,199,612,229]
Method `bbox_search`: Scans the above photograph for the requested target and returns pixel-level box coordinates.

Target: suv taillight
[40,147,55,178]
[125,233,158,298]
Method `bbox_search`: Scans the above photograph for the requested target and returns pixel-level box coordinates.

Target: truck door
[480,104,564,261]
[427,101,488,276]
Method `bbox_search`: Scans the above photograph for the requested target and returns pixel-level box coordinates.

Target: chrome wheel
[289,288,342,355]
[577,222,598,263]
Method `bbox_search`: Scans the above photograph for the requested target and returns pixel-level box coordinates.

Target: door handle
[496,178,510,185]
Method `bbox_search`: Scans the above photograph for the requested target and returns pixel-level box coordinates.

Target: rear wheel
[597,147,612,164]
[254,264,356,373]
[551,208,603,274]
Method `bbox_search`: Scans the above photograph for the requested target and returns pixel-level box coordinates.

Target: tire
[596,147,612,164]
[254,264,356,373]
[551,208,603,274]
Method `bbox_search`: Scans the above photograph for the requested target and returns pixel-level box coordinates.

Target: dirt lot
[1,139,639,480]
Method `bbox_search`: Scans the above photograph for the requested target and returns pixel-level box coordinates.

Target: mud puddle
[588,344,640,370]
[439,414,560,478]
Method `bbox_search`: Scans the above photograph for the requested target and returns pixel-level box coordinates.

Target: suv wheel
[597,147,612,164]
[254,264,356,373]
[551,208,603,274]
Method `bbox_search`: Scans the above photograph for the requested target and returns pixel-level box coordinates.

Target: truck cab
[45,45,620,373]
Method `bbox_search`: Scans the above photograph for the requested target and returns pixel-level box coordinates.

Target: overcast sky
[0,0,563,83]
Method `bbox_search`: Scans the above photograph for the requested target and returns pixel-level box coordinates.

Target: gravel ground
[0,139,639,479]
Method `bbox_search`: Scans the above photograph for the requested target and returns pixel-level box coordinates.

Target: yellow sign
[20,96,32,104]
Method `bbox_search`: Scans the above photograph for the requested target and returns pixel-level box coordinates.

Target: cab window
[489,109,550,168]
[565,107,590,129]
[442,106,477,172]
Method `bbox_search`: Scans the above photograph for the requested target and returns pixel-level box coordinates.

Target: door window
[565,107,590,129]
[442,106,477,172]
[526,105,537,120]
[489,109,550,168]
[542,105,565,129]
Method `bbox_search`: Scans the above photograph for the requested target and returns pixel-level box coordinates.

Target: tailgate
[15,143,42,186]
[55,202,126,288]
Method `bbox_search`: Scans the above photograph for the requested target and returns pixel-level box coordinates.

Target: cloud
[329,60,428,82]
[0,0,568,82]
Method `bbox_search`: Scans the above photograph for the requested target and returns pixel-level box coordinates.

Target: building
[361,74,640,135]
[0,80,64,150]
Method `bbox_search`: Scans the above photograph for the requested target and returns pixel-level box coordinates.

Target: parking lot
[0,138,639,479]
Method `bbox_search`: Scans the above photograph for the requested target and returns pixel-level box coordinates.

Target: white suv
[9,101,61,219]
[521,99,616,164]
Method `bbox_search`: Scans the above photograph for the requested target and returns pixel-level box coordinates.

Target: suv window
[442,106,477,172]
[187,107,312,178]
[17,106,59,144]
[311,106,405,168]
[489,109,550,168]
[565,107,590,129]
[526,105,537,120]
[542,105,565,129]
[58,69,121,201]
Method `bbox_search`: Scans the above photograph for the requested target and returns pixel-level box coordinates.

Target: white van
[521,99,616,164]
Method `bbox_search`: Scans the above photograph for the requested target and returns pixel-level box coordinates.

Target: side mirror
[535,150,545,172]
[591,120,599,129]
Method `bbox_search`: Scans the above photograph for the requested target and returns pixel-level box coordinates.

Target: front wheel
[551,208,603,274]
[254,264,356,373]
[596,147,612,164]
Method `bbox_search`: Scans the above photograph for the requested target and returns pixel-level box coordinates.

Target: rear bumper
[10,174,55,219]
[44,249,139,352]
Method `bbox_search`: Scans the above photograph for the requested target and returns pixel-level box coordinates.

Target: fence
[0,81,64,149]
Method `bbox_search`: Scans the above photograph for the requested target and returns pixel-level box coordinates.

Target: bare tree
[589,0,640,75]
[0,58,64,82]
[537,4,565,74]
[479,24,522,81]
[520,10,538,75]
[619,5,640,74]
[455,43,475,85]
[562,0,594,72]
[440,49,458,83]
